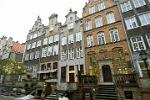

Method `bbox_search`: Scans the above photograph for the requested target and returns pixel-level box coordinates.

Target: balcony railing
[113,73,138,87]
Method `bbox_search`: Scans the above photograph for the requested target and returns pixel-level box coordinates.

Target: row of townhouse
[0,36,25,83]
[23,9,85,95]
[23,0,150,99]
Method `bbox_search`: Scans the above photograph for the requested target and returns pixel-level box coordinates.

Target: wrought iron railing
[113,73,138,87]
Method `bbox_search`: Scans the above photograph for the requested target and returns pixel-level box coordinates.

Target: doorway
[102,65,112,82]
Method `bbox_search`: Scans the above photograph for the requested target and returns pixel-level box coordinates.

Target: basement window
[124,91,133,99]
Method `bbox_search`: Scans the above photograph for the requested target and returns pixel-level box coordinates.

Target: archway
[102,65,112,82]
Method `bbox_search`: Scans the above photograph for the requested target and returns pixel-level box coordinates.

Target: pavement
[0,95,15,100]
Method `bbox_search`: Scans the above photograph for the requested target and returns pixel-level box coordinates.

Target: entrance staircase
[95,84,118,100]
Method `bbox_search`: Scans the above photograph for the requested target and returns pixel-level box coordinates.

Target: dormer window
[68,22,74,30]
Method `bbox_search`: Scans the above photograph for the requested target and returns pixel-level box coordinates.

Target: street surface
[0,95,14,100]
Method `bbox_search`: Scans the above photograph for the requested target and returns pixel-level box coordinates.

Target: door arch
[102,65,112,82]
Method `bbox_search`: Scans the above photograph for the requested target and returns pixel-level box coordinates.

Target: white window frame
[125,16,138,30]
[130,36,146,51]
[47,46,53,56]
[31,42,36,49]
[68,23,74,30]
[30,52,34,60]
[68,34,74,44]
[76,47,83,58]
[120,1,132,12]
[54,34,59,42]
[95,16,103,28]
[43,38,48,45]
[76,31,82,42]
[37,40,41,47]
[53,45,59,55]
[137,60,150,77]
[98,2,105,11]
[139,12,150,26]
[42,47,47,57]
[35,51,40,59]
[68,49,74,59]
[146,34,150,47]
[89,6,95,14]
[61,51,67,60]
[27,44,31,50]
[106,12,115,24]
[85,20,92,31]
[132,0,146,8]
[25,53,29,61]
[33,33,37,38]
[87,35,94,47]
[109,29,120,42]
[61,37,67,45]
[48,36,53,44]
[97,32,106,45]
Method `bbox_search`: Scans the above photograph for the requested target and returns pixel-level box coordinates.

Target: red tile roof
[11,41,25,53]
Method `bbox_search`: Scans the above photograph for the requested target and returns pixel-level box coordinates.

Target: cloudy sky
[0,0,88,43]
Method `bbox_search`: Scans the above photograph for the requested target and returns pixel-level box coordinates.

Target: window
[27,35,30,40]
[53,62,58,69]
[68,23,74,29]
[68,49,74,59]
[35,51,40,59]
[139,12,150,26]
[61,51,67,60]
[95,16,103,28]
[125,17,138,30]
[53,45,59,55]
[33,33,37,38]
[87,35,94,47]
[132,0,146,8]
[27,44,31,50]
[37,40,41,47]
[69,73,75,83]
[68,34,74,44]
[61,67,66,82]
[89,6,95,14]
[98,2,105,11]
[130,36,146,51]
[54,34,59,42]
[42,47,47,57]
[146,34,150,47]
[120,1,132,12]
[76,31,82,42]
[25,53,29,61]
[109,29,120,42]
[76,47,83,58]
[30,52,34,60]
[138,60,150,78]
[124,91,133,99]
[61,37,67,45]
[106,12,115,24]
[47,46,53,56]
[43,38,48,45]
[97,32,106,45]
[29,35,33,40]
[31,42,36,48]
[85,20,92,31]
[89,54,97,68]
[48,36,53,44]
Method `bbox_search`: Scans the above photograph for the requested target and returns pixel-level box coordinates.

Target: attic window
[70,17,73,20]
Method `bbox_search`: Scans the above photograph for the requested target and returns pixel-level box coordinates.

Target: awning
[37,69,57,74]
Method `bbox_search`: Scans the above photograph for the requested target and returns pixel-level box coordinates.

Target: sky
[0,0,88,43]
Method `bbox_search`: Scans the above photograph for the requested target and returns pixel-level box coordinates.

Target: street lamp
[139,50,150,79]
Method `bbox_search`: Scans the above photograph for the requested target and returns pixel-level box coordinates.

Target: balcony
[113,73,138,87]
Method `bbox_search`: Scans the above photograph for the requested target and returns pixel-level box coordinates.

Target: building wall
[58,9,85,91]
[82,0,132,83]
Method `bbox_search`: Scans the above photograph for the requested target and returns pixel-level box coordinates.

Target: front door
[102,65,112,82]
